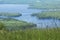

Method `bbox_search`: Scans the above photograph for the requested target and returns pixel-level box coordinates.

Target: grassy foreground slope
[0,28,60,40]
[0,18,36,30]
[31,11,60,19]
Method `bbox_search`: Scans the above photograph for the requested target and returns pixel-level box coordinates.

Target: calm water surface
[0,4,60,28]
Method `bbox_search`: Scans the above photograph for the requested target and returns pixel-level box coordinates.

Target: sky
[0,0,59,4]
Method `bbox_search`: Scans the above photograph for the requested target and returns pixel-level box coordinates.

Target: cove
[0,4,60,28]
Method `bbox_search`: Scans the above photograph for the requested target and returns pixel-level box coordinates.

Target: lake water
[0,4,60,28]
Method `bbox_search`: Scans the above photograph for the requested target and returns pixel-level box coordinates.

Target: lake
[0,4,60,28]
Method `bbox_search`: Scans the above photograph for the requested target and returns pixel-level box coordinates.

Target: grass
[0,18,36,31]
[31,11,60,19]
[0,12,22,17]
[0,14,59,40]
[0,28,59,40]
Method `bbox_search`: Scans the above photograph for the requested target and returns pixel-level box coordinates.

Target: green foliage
[32,11,60,19]
[0,22,4,30]
[0,28,60,40]
[0,19,36,31]
[0,12,22,17]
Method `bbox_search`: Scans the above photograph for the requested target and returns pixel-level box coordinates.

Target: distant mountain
[29,0,60,9]
[40,0,60,4]
[0,0,60,4]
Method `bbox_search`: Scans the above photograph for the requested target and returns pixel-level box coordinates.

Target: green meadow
[0,28,59,40]
[31,11,60,19]
[0,17,59,40]
[0,12,22,17]
[0,11,59,40]
[0,18,36,31]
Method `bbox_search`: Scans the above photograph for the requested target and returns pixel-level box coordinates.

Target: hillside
[29,0,60,9]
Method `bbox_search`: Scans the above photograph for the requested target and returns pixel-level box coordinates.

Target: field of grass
[0,28,59,40]
[0,12,59,40]
[0,12,22,17]
[31,11,60,19]
[0,18,36,31]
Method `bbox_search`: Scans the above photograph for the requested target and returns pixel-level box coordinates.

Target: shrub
[0,22,4,30]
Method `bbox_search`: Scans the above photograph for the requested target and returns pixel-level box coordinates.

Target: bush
[0,22,4,30]
[31,11,60,19]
